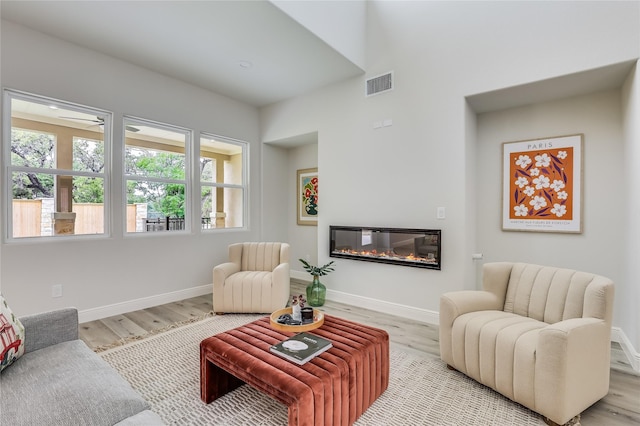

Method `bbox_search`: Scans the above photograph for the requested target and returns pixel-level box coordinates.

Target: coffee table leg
[200,356,244,403]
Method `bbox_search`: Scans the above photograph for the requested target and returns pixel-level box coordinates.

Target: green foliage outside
[11,130,190,219]
[10,129,55,199]
[125,147,186,218]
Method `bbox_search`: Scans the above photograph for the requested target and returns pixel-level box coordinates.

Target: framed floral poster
[297,168,318,226]
[502,134,583,233]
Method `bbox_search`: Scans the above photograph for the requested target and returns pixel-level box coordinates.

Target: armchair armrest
[213,262,241,284]
[272,262,290,285]
[439,290,503,366]
[271,261,291,308]
[19,308,78,353]
[535,317,611,423]
[440,290,503,324]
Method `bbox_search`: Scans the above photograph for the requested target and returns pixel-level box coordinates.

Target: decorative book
[270,332,332,365]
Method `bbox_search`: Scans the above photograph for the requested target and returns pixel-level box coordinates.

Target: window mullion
[9,165,103,179]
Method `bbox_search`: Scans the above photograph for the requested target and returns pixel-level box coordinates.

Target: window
[4,90,110,239]
[124,117,191,233]
[200,134,247,229]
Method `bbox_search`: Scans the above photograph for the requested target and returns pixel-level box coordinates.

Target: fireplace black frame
[329,226,441,270]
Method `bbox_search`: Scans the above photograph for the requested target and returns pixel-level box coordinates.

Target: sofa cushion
[0,340,150,425]
[0,294,25,372]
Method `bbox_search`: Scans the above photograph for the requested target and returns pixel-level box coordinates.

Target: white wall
[1,21,262,318]
[261,139,318,280]
[475,89,625,323]
[260,143,289,242]
[260,1,639,329]
[622,63,640,352]
[287,143,318,278]
[271,0,366,70]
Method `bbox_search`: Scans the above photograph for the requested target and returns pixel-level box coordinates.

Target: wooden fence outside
[12,199,42,238]
[12,200,139,237]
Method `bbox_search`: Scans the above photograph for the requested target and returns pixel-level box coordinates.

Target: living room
[1,0,639,422]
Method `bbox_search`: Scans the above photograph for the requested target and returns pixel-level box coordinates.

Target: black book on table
[270,332,332,365]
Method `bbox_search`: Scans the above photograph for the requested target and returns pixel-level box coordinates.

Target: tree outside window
[6,91,109,239]
[124,117,190,233]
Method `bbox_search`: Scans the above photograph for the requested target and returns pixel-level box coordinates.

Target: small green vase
[306,275,326,307]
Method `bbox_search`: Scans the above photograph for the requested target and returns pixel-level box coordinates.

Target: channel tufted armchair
[213,242,290,314]
[439,262,614,426]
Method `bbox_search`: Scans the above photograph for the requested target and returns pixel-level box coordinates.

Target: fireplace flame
[334,248,436,264]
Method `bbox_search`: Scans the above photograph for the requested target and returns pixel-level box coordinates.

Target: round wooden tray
[269,307,324,332]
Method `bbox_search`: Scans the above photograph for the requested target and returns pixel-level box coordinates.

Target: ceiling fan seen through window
[59,115,140,132]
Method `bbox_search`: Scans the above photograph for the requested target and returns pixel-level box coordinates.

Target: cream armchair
[213,242,290,314]
[439,262,614,426]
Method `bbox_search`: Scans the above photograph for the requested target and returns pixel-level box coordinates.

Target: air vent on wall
[366,72,393,97]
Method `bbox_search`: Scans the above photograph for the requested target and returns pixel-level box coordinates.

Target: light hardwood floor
[79,280,640,426]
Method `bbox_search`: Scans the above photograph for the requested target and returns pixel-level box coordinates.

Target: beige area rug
[100,314,545,425]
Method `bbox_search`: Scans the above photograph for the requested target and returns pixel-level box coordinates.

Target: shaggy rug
[99,314,545,425]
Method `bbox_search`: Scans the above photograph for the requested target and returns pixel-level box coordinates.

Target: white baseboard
[326,288,440,325]
[290,271,439,325]
[78,285,212,323]
[611,326,640,372]
[290,270,309,281]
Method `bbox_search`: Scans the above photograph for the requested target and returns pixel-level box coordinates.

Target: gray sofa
[0,308,163,425]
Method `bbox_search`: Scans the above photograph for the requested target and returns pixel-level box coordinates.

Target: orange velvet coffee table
[200,315,389,426]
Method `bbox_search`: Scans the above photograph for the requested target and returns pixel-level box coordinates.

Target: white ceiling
[1,0,364,108]
[467,60,637,114]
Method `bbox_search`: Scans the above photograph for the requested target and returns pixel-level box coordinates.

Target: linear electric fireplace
[330,226,441,270]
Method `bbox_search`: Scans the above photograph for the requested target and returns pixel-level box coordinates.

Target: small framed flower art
[502,134,583,233]
[297,167,318,226]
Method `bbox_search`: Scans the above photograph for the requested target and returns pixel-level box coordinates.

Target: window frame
[199,132,248,231]
[123,115,192,236]
[3,89,112,242]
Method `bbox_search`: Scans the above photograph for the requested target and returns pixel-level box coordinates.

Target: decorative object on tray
[299,259,335,307]
[270,332,332,365]
[301,307,313,324]
[269,307,325,332]
[291,294,305,322]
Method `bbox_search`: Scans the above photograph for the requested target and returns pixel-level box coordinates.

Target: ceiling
[11,96,242,153]
[4,1,633,116]
[1,0,364,108]
[467,60,637,114]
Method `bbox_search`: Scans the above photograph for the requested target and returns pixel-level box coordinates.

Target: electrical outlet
[52,284,63,298]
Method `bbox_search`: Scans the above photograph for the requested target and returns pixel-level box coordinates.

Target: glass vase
[306,275,327,307]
